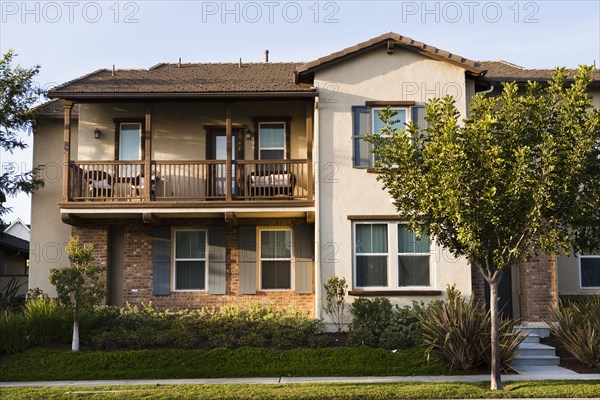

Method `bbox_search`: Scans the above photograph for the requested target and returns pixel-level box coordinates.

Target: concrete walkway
[2,371,598,388]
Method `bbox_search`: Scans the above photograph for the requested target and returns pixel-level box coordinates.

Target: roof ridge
[498,60,525,69]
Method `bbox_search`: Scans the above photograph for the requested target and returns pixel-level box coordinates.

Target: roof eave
[47,91,318,100]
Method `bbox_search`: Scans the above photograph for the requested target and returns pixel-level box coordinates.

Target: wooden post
[306,101,314,201]
[225,103,232,201]
[144,105,152,202]
[62,100,74,202]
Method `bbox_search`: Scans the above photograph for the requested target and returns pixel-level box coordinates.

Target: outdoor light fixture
[245,129,253,140]
[94,128,102,139]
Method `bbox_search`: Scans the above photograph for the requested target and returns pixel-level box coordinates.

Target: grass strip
[1,381,600,399]
[0,347,452,381]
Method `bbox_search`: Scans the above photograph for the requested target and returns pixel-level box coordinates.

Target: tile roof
[35,99,79,117]
[295,32,485,83]
[480,61,600,83]
[48,63,316,99]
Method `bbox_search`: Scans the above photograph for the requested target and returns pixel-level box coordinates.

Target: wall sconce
[245,129,254,140]
[94,128,102,139]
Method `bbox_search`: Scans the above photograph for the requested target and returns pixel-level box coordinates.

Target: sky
[0,0,599,224]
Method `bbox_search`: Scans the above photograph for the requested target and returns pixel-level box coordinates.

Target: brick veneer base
[72,218,315,317]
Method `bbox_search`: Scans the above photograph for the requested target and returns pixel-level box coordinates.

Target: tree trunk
[489,277,503,390]
[72,307,80,352]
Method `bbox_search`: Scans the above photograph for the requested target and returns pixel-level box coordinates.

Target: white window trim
[258,122,287,160]
[352,221,435,290]
[172,228,209,292]
[579,255,600,289]
[119,122,142,160]
[258,227,294,291]
[353,222,390,289]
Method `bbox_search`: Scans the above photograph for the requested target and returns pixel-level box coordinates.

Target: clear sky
[1,0,599,224]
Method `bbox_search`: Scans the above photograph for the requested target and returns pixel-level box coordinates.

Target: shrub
[323,276,349,333]
[549,295,600,369]
[378,303,425,350]
[0,277,26,313]
[0,312,28,353]
[420,286,524,372]
[23,297,69,346]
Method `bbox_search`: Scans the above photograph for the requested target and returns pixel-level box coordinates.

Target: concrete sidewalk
[2,372,598,388]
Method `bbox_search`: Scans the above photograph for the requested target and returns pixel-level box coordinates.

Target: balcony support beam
[306,102,314,201]
[225,103,233,201]
[144,105,152,202]
[62,101,74,202]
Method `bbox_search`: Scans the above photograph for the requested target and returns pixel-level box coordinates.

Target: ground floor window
[353,221,432,289]
[260,229,292,290]
[174,229,207,290]
[580,255,600,288]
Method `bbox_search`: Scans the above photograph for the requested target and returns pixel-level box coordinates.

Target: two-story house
[30,33,600,322]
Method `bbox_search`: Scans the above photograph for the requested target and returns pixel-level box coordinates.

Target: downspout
[313,96,321,320]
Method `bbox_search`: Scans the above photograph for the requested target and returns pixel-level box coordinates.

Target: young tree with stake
[367,66,600,390]
[50,237,105,352]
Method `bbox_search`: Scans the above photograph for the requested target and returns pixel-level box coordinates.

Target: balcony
[66,159,312,205]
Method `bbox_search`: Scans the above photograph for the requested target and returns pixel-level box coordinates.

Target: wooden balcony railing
[67,159,311,203]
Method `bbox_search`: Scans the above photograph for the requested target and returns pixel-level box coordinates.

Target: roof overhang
[47,91,317,101]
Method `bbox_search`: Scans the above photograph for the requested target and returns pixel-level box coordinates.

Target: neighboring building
[30,33,600,322]
[0,220,30,296]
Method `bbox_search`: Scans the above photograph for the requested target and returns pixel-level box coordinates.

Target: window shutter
[294,225,314,294]
[412,105,427,130]
[239,226,257,294]
[208,226,227,294]
[152,227,171,296]
[352,106,371,168]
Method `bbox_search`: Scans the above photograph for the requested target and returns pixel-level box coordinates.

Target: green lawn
[2,381,600,399]
[0,347,453,381]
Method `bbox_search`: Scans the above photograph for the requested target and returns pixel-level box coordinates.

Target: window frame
[256,120,289,160]
[172,228,209,292]
[258,227,294,291]
[353,222,390,289]
[397,224,433,288]
[352,221,434,290]
[579,255,600,289]
[114,118,145,161]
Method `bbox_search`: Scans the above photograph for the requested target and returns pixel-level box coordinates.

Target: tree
[0,50,44,224]
[367,66,600,390]
[323,276,349,333]
[50,237,105,352]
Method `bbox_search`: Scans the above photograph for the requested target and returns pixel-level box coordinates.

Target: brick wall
[519,253,558,322]
[72,218,315,317]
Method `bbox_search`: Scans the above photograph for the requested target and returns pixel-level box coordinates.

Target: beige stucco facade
[29,118,77,295]
[314,46,473,312]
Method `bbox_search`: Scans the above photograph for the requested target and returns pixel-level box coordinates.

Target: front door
[484,269,513,319]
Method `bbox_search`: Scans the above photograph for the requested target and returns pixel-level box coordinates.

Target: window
[118,122,142,160]
[398,225,430,286]
[580,256,600,288]
[259,122,286,160]
[352,106,410,168]
[354,223,389,287]
[260,229,292,290]
[174,230,207,290]
[352,221,432,289]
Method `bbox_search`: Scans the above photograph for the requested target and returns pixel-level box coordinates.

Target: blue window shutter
[152,227,171,296]
[412,105,427,130]
[239,226,257,294]
[294,225,314,294]
[352,106,371,168]
[208,226,227,294]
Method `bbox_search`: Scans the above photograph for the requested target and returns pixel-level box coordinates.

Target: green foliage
[323,276,349,333]
[420,286,524,372]
[0,50,44,222]
[89,302,324,351]
[49,236,105,319]
[0,276,26,313]
[549,295,600,369]
[23,297,70,346]
[349,297,424,349]
[0,346,448,382]
[0,311,28,353]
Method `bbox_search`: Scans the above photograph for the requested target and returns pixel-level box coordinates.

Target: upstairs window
[352,104,426,168]
[259,122,286,160]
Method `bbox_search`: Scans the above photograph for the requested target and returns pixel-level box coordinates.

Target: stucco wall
[29,118,77,295]
[315,47,472,311]
[557,254,600,295]
[78,101,308,161]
